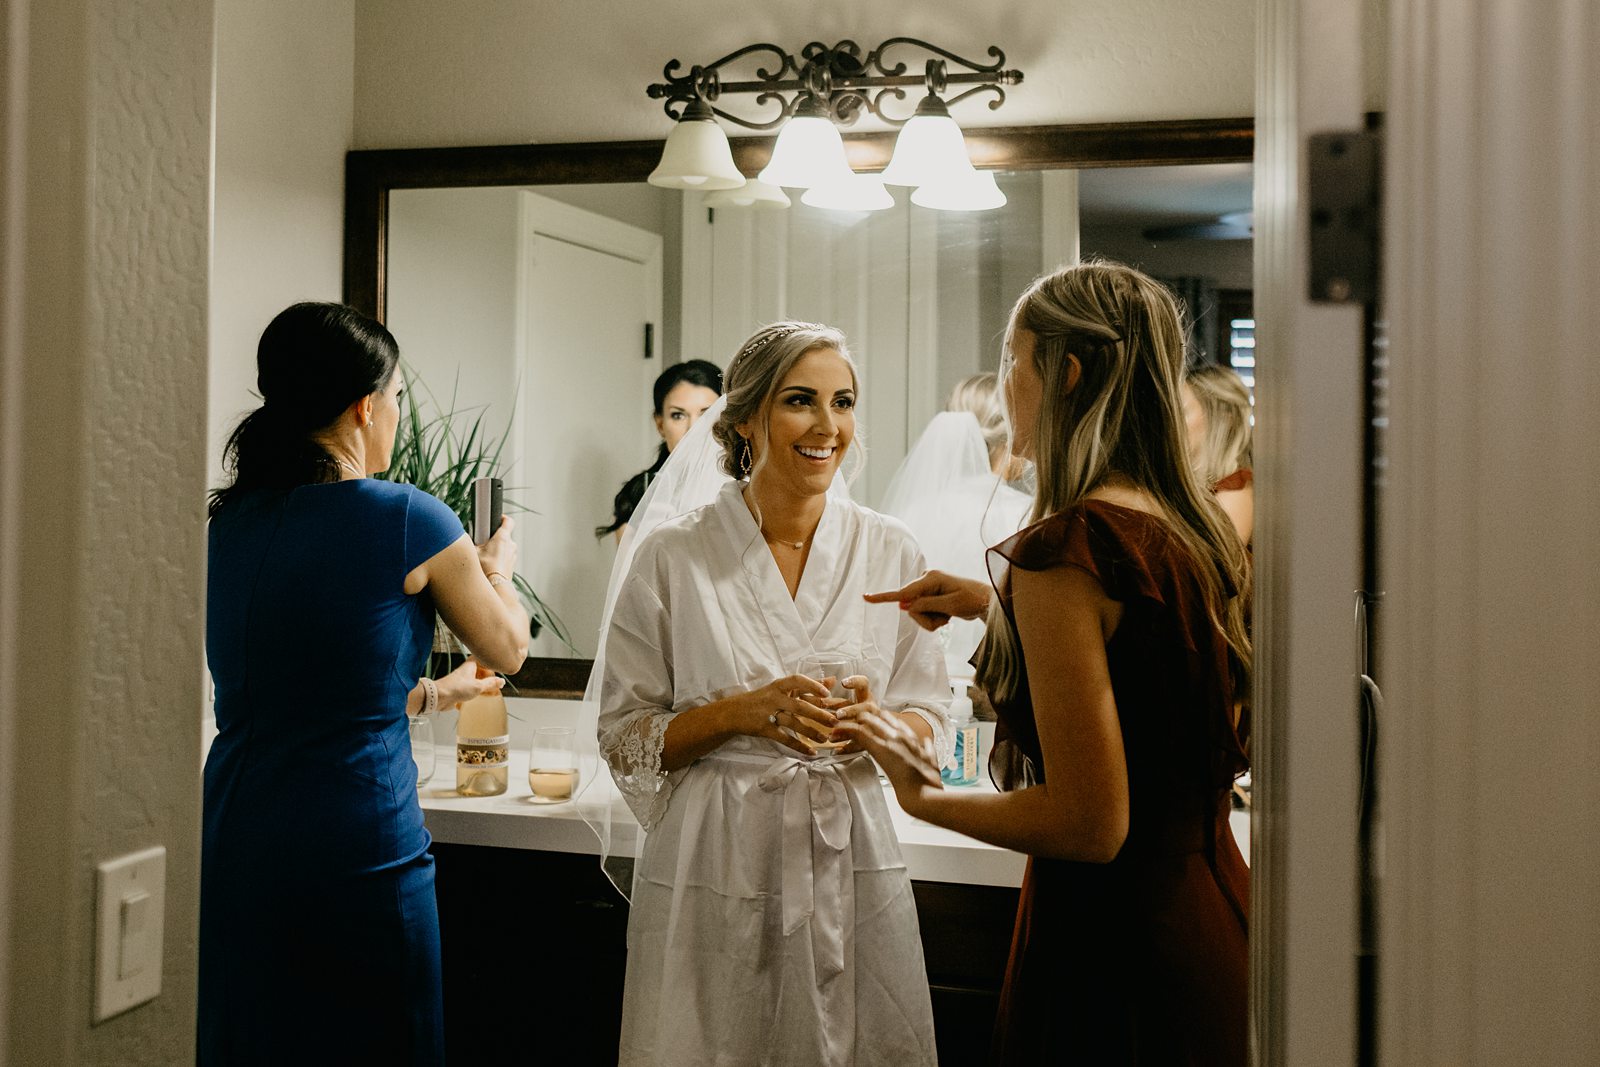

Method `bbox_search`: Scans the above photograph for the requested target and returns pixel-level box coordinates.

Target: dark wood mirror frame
[343,116,1253,698]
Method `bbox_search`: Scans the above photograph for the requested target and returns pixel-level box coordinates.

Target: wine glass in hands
[796,655,857,757]
[747,673,838,757]
[834,704,944,812]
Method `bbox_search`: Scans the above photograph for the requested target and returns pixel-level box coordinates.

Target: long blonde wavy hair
[1184,363,1254,487]
[977,261,1252,706]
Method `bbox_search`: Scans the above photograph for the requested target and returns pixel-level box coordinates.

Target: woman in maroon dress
[850,261,1252,1064]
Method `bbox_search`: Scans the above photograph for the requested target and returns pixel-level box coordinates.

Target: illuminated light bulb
[911,170,1007,211]
[879,95,976,187]
[648,98,744,191]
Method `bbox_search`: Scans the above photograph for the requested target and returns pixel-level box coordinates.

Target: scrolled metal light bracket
[646,38,1023,130]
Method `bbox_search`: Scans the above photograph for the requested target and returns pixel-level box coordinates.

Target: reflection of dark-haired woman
[595,359,723,542]
[201,302,529,1065]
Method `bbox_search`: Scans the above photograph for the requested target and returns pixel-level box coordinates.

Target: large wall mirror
[345,119,1253,692]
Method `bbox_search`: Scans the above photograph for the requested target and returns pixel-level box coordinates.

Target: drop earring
[739,438,753,479]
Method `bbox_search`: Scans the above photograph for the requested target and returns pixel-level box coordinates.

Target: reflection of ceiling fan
[1142,210,1254,242]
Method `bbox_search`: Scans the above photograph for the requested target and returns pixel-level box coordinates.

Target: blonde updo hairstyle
[947,372,1010,473]
[979,260,1252,711]
[1184,363,1254,487]
[711,321,860,483]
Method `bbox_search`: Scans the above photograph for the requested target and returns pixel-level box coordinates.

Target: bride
[593,322,950,1066]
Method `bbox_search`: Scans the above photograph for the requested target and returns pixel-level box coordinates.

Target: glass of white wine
[527,727,580,804]
[796,653,856,757]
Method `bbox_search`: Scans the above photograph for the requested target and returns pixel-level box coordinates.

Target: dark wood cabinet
[432,843,1018,1065]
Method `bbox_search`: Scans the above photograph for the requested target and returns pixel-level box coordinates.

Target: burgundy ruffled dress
[981,500,1249,1066]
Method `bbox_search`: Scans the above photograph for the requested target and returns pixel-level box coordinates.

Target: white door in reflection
[518,196,661,657]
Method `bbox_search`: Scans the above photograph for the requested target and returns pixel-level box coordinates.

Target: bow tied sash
[742,753,857,985]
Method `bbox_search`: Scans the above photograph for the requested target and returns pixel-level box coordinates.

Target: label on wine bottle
[457,734,509,769]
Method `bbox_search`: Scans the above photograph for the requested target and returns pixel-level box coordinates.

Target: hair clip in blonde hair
[736,322,824,364]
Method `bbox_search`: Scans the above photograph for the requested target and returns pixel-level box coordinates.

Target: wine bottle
[456,691,509,796]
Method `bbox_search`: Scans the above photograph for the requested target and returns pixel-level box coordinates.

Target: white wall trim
[1253,0,1368,1060]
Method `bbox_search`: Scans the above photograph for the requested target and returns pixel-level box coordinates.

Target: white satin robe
[599,481,951,1067]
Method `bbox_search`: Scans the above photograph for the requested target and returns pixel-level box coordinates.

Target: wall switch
[94,846,165,1022]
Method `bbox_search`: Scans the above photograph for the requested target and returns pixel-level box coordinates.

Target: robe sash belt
[717,751,856,985]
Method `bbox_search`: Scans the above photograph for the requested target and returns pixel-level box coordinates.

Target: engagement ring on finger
[768,713,779,724]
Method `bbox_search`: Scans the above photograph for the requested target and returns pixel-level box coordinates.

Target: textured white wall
[209,0,356,490]
[352,0,1256,149]
[0,0,213,1062]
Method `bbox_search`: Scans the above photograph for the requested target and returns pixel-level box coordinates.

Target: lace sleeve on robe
[596,573,684,831]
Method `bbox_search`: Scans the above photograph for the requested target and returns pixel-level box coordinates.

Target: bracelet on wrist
[419,676,439,715]
[486,571,511,589]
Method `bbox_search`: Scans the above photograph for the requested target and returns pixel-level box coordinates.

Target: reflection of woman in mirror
[853,263,1252,1064]
[596,323,949,1065]
[201,303,530,1063]
[595,359,723,542]
[879,372,1032,676]
[1182,363,1255,544]
[948,370,1029,482]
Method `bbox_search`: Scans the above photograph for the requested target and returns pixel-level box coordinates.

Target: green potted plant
[377,366,572,660]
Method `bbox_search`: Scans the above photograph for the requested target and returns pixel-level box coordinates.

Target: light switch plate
[94,845,165,1022]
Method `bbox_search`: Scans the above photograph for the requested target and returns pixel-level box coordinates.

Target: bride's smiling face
[743,346,856,498]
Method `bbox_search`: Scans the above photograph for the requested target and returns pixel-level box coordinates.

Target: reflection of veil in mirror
[575,393,853,897]
[878,411,1033,676]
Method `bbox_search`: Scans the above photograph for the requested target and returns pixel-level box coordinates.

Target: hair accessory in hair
[736,322,825,365]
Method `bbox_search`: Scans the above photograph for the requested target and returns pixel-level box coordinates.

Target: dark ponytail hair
[208,302,400,518]
[595,358,723,537]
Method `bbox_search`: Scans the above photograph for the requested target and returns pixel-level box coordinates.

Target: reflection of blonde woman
[947,371,1025,479]
[854,262,1252,1064]
[1181,364,1254,543]
[879,372,1032,676]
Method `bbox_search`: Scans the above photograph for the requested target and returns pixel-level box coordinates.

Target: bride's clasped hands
[834,692,945,810]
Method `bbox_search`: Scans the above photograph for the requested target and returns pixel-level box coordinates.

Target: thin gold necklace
[761,527,809,550]
[744,485,814,549]
[336,458,362,479]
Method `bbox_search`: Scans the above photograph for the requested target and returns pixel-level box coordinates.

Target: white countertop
[415,700,1029,888]
[414,698,1252,889]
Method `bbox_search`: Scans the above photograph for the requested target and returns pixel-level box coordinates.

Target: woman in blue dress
[201,302,530,1064]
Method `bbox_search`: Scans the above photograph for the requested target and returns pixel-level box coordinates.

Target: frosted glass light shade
[879,97,975,187]
[758,115,853,189]
[801,174,895,212]
[648,105,744,191]
[703,179,791,210]
[911,170,1007,211]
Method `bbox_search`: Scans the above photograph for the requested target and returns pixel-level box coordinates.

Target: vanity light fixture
[756,96,854,190]
[910,170,1008,211]
[646,39,1023,210]
[647,97,745,190]
[801,174,895,213]
[877,95,975,187]
[702,178,792,210]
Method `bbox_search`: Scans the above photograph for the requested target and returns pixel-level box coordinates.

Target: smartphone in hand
[471,477,503,546]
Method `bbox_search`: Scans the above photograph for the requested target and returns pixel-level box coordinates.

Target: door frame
[514,190,663,656]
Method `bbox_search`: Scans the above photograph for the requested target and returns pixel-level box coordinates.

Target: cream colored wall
[352,0,1256,149]
[0,0,213,1063]
[209,0,356,490]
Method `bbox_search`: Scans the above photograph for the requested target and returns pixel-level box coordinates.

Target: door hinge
[1307,130,1382,304]
[643,322,654,360]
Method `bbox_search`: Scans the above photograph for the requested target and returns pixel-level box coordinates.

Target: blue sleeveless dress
[200,480,463,1065]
